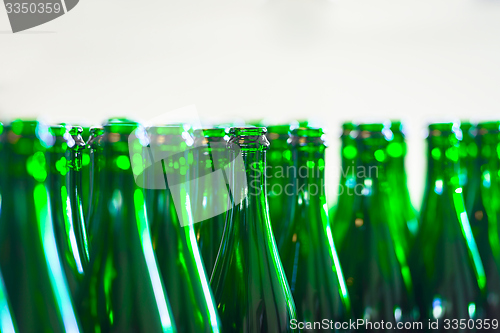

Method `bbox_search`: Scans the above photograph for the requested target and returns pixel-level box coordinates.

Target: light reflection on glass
[134,189,174,332]
[35,184,80,333]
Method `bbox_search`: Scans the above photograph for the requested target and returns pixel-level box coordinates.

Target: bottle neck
[425,139,460,190]
[477,132,500,192]
[292,145,325,188]
[236,149,268,196]
[357,143,390,193]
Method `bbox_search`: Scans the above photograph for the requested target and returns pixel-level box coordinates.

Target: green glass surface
[0,269,18,333]
[85,126,104,245]
[80,126,91,225]
[278,127,352,330]
[411,122,486,331]
[265,125,293,244]
[0,120,82,333]
[145,125,222,333]
[210,127,297,332]
[387,121,418,253]
[333,123,416,331]
[48,125,90,299]
[465,121,500,320]
[332,122,358,234]
[77,119,177,333]
[459,122,479,209]
[0,122,19,333]
[192,128,228,277]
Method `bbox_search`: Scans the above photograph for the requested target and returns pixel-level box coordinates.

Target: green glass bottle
[465,121,500,320]
[0,120,82,332]
[459,122,479,211]
[78,119,177,333]
[265,125,293,243]
[85,126,105,244]
[211,127,297,332]
[145,125,221,333]
[0,122,19,333]
[333,123,416,330]
[48,125,90,299]
[192,128,228,276]
[387,121,418,253]
[0,269,18,333]
[411,122,486,330]
[80,126,91,223]
[278,126,352,329]
[332,122,358,239]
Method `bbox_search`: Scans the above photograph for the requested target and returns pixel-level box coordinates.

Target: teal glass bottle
[265,125,293,243]
[332,122,358,237]
[459,121,479,209]
[411,122,486,331]
[278,126,352,329]
[387,121,418,253]
[333,123,416,330]
[192,128,228,276]
[78,119,177,333]
[0,120,82,333]
[210,127,297,332]
[145,125,221,333]
[48,125,90,299]
[465,121,500,320]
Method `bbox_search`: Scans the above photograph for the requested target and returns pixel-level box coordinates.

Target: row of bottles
[0,118,499,332]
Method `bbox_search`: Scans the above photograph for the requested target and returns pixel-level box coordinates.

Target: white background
[1,0,500,208]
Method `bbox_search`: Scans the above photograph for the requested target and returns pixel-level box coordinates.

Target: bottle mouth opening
[427,122,458,133]
[266,124,292,138]
[289,127,327,147]
[228,127,269,150]
[193,128,227,139]
[356,123,393,142]
[291,127,324,138]
[477,121,500,135]
[10,120,42,135]
[460,122,474,130]
[389,121,407,137]
[230,127,267,136]
[341,122,357,137]
[4,120,55,148]
[148,125,185,136]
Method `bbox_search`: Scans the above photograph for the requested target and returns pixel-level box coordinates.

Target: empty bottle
[265,125,293,243]
[210,127,297,332]
[145,125,222,333]
[80,126,91,223]
[0,120,82,333]
[48,125,90,298]
[332,122,358,235]
[459,122,479,209]
[411,122,486,331]
[278,126,352,330]
[78,119,177,333]
[333,123,416,331]
[85,126,105,243]
[387,121,418,254]
[191,128,229,277]
[0,122,18,333]
[465,121,500,321]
